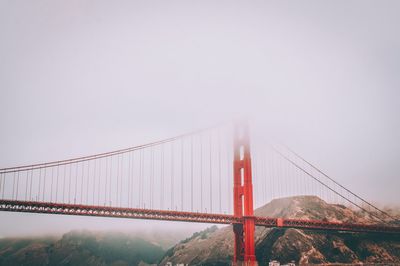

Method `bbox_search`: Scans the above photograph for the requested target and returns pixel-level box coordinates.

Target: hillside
[160,196,400,265]
[0,230,165,266]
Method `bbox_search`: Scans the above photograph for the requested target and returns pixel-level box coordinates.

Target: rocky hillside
[0,230,165,266]
[160,196,400,266]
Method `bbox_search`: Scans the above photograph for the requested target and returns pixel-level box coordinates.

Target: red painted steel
[1,200,400,235]
[0,200,241,224]
[233,124,244,263]
[255,216,400,234]
[233,123,256,265]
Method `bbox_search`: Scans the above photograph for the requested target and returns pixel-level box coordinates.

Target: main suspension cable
[0,125,221,174]
[280,144,398,222]
[271,146,389,224]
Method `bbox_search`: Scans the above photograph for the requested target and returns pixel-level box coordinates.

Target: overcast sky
[0,0,399,237]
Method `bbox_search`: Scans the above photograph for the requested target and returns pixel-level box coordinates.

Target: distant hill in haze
[160,196,400,266]
[0,230,165,266]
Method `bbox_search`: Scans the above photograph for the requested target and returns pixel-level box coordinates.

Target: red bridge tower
[233,122,256,265]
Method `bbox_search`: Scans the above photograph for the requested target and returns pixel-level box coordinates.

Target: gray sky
[0,0,399,237]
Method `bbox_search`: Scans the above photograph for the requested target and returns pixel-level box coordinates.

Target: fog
[0,0,399,237]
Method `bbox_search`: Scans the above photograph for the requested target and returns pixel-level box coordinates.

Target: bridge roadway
[1,200,399,234]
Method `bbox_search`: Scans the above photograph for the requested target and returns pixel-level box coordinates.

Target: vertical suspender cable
[152,148,155,209]
[2,174,4,199]
[109,156,113,206]
[263,151,267,204]
[200,134,203,212]
[2,173,4,199]
[80,161,84,204]
[268,152,272,200]
[161,145,164,210]
[86,160,89,205]
[12,172,16,200]
[139,150,143,208]
[97,158,101,206]
[138,150,141,208]
[74,163,78,204]
[50,167,54,202]
[30,168,34,201]
[280,154,284,198]
[285,156,290,197]
[1,174,4,199]
[54,165,59,202]
[37,168,41,201]
[120,154,123,207]
[209,133,212,213]
[171,142,174,210]
[143,150,146,208]
[150,148,154,209]
[131,151,138,207]
[119,154,122,207]
[42,168,46,201]
[284,157,288,197]
[271,153,275,200]
[1,174,3,199]
[119,154,122,206]
[15,172,19,200]
[334,182,338,204]
[275,155,279,198]
[56,166,59,202]
[0,174,2,199]
[307,167,311,195]
[105,157,108,206]
[68,164,72,204]
[181,139,184,211]
[191,136,193,212]
[256,151,260,205]
[128,152,131,208]
[77,161,83,204]
[116,154,120,206]
[279,157,283,197]
[227,138,231,214]
[93,159,96,205]
[253,154,258,206]
[218,132,222,213]
[276,155,280,198]
[293,164,298,195]
[25,171,29,201]
[261,152,264,204]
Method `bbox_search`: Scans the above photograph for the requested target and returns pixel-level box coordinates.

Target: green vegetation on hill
[0,231,164,266]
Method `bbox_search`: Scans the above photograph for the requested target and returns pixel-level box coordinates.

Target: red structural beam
[255,216,400,234]
[1,200,399,234]
[0,200,240,225]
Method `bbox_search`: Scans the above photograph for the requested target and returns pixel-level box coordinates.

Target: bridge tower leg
[233,122,256,266]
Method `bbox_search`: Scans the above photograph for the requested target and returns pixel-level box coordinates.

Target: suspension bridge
[0,123,399,265]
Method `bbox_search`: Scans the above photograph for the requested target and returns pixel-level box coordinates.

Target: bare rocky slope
[160,196,400,266]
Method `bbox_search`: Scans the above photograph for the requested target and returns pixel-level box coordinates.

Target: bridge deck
[1,200,399,234]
